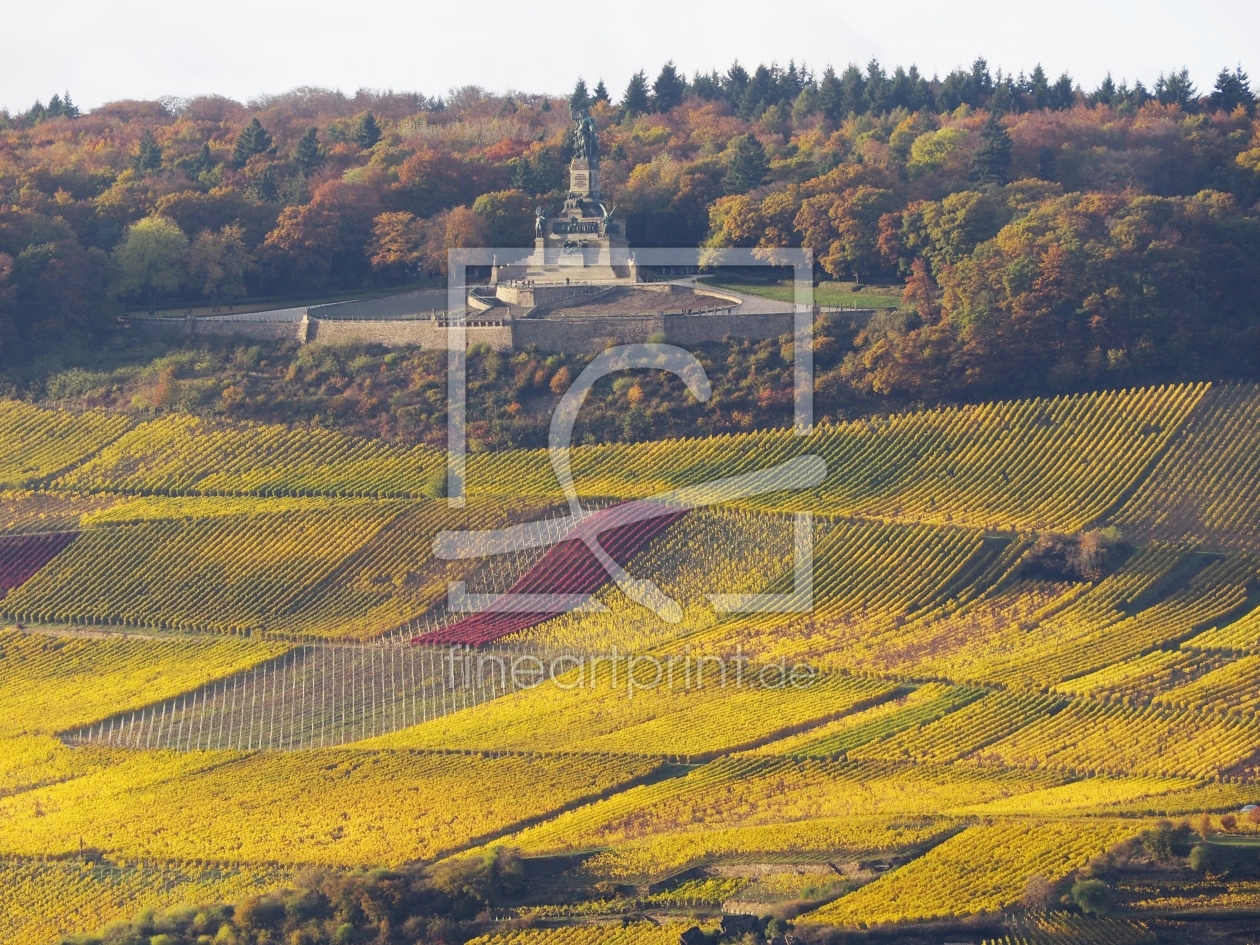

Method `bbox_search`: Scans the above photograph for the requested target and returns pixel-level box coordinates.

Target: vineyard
[507,507,794,652]
[953,774,1201,816]
[466,925,698,945]
[466,383,1207,532]
[3,381,1260,942]
[0,490,121,535]
[978,698,1260,778]
[849,689,1063,764]
[1151,653,1260,715]
[418,504,689,646]
[1113,384,1260,551]
[0,857,291,945]
[365,662,899,759]
[921,545,1260,689]
[0,532,78,594]
[0,496,579,639]
[2,503,401,633]
[0,402,131,490]
[0,630,288,738]
[63,642,559,750]
[487,757,1063,880]
[755,682,987,758]
[984,913,1158,945]
[0,749,659,866]
[673,518,1017,667]
[1117,875,1260,914]
[1050,648,1231,704]
[1181,598,1260,653]
[808,819,1140,926]
[54,413,444,498]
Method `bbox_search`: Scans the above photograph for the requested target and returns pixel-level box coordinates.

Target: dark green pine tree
[133,128,163,173]
[1208,66,1255,114]
[292,127,326,176]
[353,112,381,148]
[651,61,686,112]
[723,133,768,194]
[1090,73,1118,107]
[989,78,1017,115]
[569,78,591,112]
[816,66,843,121]
[231,117,273,166]
[621,71,650,116]
[247,164,279,202]
[591,79,610,105]
[1155,68,1197,110]
[193,142,213,175]
[1027,64,1052,109]
[180,141,214,180]
[739,64,778,118]
[1049,72,1075,110]
[970,113,1013,184]
[61,91,79,119]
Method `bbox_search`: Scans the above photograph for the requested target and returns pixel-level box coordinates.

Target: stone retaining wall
[512,312,798,352]
[123,309,849,354]
[308,318,513,350]
[124,316,302,342]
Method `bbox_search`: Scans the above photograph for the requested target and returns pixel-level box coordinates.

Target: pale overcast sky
[3,0,1256,113]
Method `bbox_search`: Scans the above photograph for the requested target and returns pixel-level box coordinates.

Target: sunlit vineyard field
[54,413,445,498]
[0,749,660,866]
[488,757,1062,878]
[808,820,1141,926]
[0,402,131,490]
[4,381,1260,943]
[0,857,291,945]
[1114,385,1260,551]
[466,925,699,945]
[363,661,898,759]
[466,384,1207,532]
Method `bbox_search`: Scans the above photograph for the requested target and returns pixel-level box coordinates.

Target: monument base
[493,237,638,286]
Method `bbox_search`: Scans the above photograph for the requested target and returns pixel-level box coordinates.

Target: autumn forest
[1,58,1259,424]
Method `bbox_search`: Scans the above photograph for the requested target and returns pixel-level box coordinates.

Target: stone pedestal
[495,197,634,284]
[569,157,599,200]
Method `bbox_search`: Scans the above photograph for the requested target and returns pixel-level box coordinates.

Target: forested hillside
[2,59,1258,410]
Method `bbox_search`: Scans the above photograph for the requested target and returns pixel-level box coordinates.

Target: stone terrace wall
[311,289,449,319]
[512,312,797,353]
[308,318,512,350]
[123,310,852,354]
[124,316,302,343]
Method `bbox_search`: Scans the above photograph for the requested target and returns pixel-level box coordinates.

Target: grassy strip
[703,279,902,308]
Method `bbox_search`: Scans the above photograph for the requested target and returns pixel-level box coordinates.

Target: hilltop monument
[494,107,636,284]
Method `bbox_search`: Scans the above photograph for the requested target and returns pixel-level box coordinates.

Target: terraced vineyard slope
[2,381,1260,944]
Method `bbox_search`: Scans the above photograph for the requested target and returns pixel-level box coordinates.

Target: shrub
[1069,878,1112,915]
[60,851,528,945]
[1189,843,1217,873]
[1189,842,1253,875]
[1141,821,1194,861]
[1023,528,1129,581]
[1020,873,1054,910]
